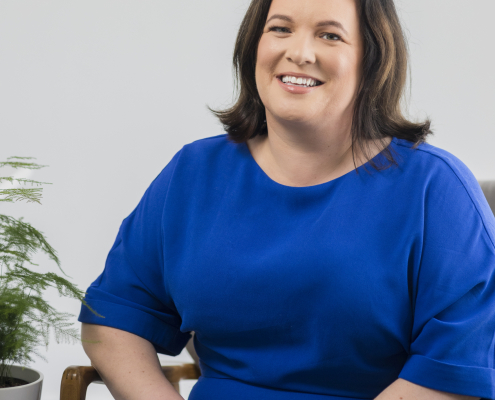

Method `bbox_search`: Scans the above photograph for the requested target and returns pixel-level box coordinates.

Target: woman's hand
[374,378,480,400]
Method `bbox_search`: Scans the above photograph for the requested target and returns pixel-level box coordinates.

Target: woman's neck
[246,129,392,187]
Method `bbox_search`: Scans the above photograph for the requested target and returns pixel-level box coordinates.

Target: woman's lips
[276,76,324,94]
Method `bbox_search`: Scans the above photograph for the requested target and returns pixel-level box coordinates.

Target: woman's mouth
[277,75,324,88]
[276,75,324,94]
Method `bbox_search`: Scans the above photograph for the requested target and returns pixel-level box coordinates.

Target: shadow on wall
[479,180,495,215]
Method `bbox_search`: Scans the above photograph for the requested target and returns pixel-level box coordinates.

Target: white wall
[0,1,493,399]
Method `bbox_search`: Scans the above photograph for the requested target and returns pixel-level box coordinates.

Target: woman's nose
[285,35,316,65]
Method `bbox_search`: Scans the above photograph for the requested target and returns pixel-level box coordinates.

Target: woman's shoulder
[164,132,243,186]
[394,137,495,246]
[393,137,479,191]
[394,137,473,179]
[174,132,242,171]
[181,133,232,155]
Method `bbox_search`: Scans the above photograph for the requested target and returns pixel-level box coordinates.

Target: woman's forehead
[266,0,360,30]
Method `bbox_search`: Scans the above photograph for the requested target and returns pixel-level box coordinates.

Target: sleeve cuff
[78,298,192,357]
[399,354,495,399]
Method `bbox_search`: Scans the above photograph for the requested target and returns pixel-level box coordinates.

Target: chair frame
[60,363,201,400]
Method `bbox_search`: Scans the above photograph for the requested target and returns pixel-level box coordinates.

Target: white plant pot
[0,365,43,400]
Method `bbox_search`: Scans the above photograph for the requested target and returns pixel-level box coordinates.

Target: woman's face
[255,0,364,129]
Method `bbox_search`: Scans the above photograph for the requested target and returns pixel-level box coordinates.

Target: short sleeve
[399,167,495,399]
[78,148,192,356]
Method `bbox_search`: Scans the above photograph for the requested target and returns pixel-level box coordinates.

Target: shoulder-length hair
[208,0,433,173]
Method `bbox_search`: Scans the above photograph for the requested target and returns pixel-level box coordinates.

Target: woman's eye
[268,26,341,41]
[268,26,290,33]
[322,33,341,41]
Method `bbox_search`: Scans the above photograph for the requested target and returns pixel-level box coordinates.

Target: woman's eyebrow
[265,14,349,35]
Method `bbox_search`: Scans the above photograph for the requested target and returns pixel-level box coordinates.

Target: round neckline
[241,136,398,190]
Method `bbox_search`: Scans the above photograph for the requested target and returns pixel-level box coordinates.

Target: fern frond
[0,157,48,170]
[0,159,105,377]
[0,188,43,204]
[0,214,62,273]
[0,177,52,186]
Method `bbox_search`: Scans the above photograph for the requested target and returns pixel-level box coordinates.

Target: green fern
[0,156,103,387]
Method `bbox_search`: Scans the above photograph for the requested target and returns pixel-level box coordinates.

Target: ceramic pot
[0,364,43,400]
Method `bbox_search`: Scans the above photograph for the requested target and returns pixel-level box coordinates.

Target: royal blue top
[78,133,495,400]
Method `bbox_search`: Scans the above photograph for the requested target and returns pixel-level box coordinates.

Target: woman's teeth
[280,75,320,87]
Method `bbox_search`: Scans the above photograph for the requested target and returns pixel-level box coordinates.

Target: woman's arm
[375,378,480,400]
[81,322,184,400]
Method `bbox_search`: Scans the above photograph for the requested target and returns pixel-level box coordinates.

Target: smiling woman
[209,0,433,183]
[78,1,494,400]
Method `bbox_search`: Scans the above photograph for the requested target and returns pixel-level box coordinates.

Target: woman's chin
[272,111,317,125]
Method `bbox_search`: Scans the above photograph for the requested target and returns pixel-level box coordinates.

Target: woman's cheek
[257,37,278,68]
[323,52,351,80]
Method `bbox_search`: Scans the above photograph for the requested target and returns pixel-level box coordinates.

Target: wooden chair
[60,332,201,400]
[61,181,495,400]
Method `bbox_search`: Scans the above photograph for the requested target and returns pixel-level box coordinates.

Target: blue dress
[78,134,495,399]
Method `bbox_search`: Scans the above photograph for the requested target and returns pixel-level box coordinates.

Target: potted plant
[0,156,102,400]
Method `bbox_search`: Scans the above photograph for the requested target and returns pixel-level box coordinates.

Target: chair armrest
[177,363,201,380]
[60,363,201,400]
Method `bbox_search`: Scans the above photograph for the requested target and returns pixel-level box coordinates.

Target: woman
[79,0,495,399]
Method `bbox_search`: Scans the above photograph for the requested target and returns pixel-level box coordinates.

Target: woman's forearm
[374,378,480,400]
[81,323,184,400]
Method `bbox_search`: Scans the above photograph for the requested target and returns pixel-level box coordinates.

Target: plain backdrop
[0,1,494,399]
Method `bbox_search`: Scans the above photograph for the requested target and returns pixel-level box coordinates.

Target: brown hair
[207,0,433,173]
